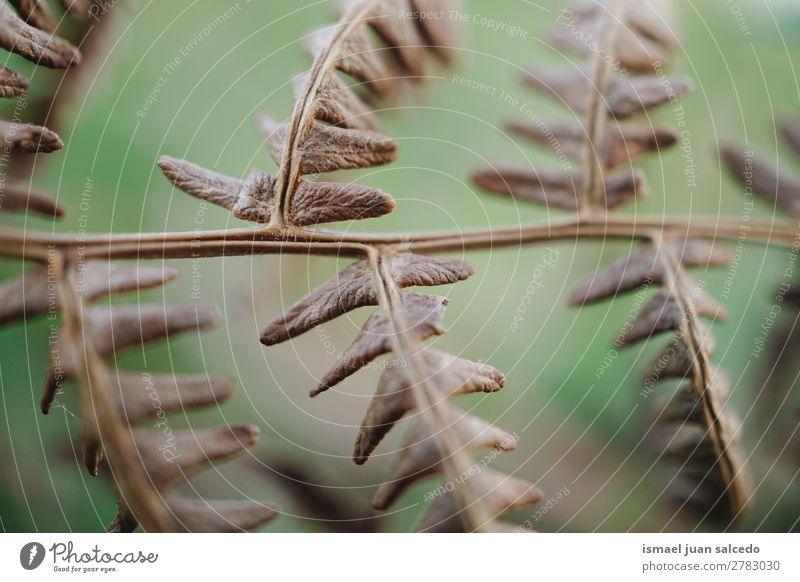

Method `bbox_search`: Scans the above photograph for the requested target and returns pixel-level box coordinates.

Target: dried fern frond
[573,236,748,521]
[0,0,90,215]
[0,258,279,532]
[474,0,689,216]
[0,0,85,141]
[157,0,540,532]
[257,240,535,532]
[161,0,458,230]
[362,249,542,531]
[104,364,277,533]
[474,0,750,525]
[41,303,221,415]
[0,1,277,532]
[3,0,119,184]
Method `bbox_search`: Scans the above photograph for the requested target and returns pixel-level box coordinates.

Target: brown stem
[580,0,628,215]
[370,248,492,532]
[657,241,747,522]
[2,215,795,262]
[53,252,171,532]
[272,0,374,227]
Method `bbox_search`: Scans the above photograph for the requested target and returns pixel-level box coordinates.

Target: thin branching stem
[53,252,171,532]
[271,0,374,227]
[1,215,795,262]
[657,241,747,521]
[581,0,628,215]
[370,247,492,532]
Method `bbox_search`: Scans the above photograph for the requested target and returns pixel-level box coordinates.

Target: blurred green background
[2,0,800,532]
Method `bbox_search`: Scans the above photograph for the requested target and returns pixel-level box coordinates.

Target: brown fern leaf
[0,119,63,153]
[568,239,732,305]
[263,116,398,174]
[615,274,745,524]
[258,216,533,532]
[158,158,396,226]
[354,349,505,464]
[614,282,727,347]
[0,180,63,217]
[0,261,178,325]
[371,404,516,510]
[235,169,396,225]
[134,425,260,491]
[311,293,448,396]
[365,348,535,531]
[43,303,220,413]
[408,0,460,62]
[165,499,279,534]
[474,165,645,210]
[508,120,678,171]
[652,367,730,424]
[249,455,382,532]
[651,370,748,523]
[0,1,277,533]
[293,72,379,131]
[415,469,543,532]
[0,3,80,67]
[109,424,276,533]
[157,157,244,209]
[9,0,58,33]
[1,0,84,169]
[645,321,716,384]
[334,0,427,77]
[100,321,275,532]
[303,25,395,96]
[3,0,788,535]
[0,63,29,96]
[347,296,536,532]
[110,372,235,426]
[48,0,536,533]
[522,67,691,119]
[156,0,506,533]
[259,253,472,346]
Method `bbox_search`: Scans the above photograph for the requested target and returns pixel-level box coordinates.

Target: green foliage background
[2,0,800,532]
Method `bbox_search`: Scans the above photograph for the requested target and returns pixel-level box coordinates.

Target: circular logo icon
[20,542,46,570]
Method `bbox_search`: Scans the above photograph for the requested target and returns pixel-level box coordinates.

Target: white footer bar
[1,533,797,581]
